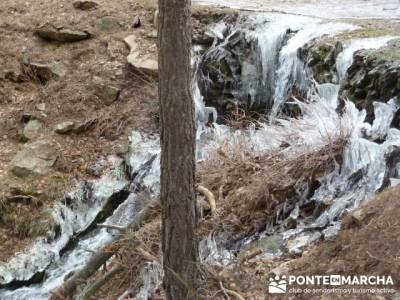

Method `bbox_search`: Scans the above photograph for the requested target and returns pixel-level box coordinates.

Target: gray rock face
[92,77,120,105]
[55,121,75,134]
[340,39,400,123]
[11,140,58,177]
[198,29,263,112]
[35,24,91,43]
[96,16,122,31]
[23,120,43,140]
[124,34,158,76]
[301,41,343,84]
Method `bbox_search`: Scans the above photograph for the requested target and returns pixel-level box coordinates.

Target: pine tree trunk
[158,0,199,299]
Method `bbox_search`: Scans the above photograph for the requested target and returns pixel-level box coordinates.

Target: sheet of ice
[194,0,400,19]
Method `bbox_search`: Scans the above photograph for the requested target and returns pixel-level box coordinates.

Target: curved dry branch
[197,185,217,215]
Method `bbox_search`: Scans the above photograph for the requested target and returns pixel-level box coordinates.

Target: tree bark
[158,0,199,299]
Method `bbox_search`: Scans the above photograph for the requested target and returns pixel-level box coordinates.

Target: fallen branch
[117,288,135,300]
[197,185,217,215]
[50,198,159,300]
[97,224,126,231]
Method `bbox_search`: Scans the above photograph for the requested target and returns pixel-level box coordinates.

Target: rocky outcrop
[300,41,343,84]
[11,140,58,177]
[340,39,400,122]
[198,28,263,113]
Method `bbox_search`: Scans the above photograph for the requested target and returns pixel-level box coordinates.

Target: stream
[0,11,399,300]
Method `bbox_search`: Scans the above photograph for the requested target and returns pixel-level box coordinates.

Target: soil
[0,0,163,261]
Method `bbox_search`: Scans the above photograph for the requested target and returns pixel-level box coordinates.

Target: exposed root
[198,185,217,216]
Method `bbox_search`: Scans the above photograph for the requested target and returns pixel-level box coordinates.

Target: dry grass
[197,137,346,243]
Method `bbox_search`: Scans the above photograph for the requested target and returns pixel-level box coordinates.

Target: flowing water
[1,11,399,300]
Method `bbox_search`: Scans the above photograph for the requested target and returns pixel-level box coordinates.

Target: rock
[129,56,158,76]
[96,16,122,31]
[35,103,46,111]
[35,23,91,42]
[23,120,43,140]
[124,35,158,76]
[286,232,322,255]
[55,121,76,134]
[124,35,138,52]
[73,120,95,134]
[238,234,284,261]
[92,77,120,105]
[11,140,58,177]
[131,16,141,28]
[270,261,291,276]
[146,30,157,39]
[22,59,66,82]
[302,42,343,84]
[73,1,98,10]
[339,39,400,122]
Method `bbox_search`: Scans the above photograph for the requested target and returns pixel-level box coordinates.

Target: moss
[350,28,391,38]
[317,26,394,45]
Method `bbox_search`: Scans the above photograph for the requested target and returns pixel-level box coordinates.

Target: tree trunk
[158,0,199,299]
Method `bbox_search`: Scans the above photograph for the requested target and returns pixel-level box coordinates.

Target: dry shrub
[198,137,347,243]
[222,107,265,130]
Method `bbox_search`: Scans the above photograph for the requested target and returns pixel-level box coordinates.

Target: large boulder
[124,35,158,76]
[35,23,91,43]
[11,140,58,177]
